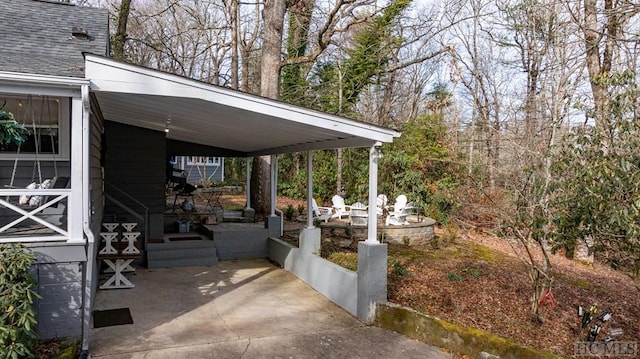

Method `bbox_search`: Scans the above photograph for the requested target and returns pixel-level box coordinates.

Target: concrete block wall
[268,232,358,316]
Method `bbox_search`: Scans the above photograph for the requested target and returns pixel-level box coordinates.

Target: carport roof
[85,55,400,157]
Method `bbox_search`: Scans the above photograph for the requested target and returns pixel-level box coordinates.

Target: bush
[285,204,295,220]
[0,243,41,359]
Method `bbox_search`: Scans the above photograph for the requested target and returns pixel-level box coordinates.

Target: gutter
[79,84,95,358]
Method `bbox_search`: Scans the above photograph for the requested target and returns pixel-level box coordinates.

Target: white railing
[0,188,71,242]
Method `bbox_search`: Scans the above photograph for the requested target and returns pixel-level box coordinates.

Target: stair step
[147,256,218,269]
[147,246,217,260]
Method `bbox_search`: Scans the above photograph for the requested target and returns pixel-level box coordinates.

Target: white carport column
[301,150,320,254]
[266,154,281,237]
[242,158,255,220]
[245,159,251,209]
[367,142,382,243]
[357,141,387,323]
[270,154,277,216]
[306,150,314,229]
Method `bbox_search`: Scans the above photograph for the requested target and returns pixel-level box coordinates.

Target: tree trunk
[229,0,239,90]
[261,0,286,99]
[583,0,610,128]
[251,0,287,214]
[112,0,132,61]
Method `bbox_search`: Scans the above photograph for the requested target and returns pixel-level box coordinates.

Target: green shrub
[391,259,410,277]
[285,204,295,220]
[0,243,41,359]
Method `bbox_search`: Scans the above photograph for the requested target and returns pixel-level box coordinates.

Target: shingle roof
[0,0,109,78]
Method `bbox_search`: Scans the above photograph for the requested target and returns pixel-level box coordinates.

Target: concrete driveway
[90,259,451,359]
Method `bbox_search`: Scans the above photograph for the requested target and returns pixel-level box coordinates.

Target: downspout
[80,84,95,357]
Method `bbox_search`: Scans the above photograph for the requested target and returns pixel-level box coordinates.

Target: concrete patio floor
[89,259,451,359]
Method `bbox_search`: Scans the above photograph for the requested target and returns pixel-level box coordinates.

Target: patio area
[89,259,451,359]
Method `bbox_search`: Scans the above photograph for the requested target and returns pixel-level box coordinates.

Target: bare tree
[112,0,132,60]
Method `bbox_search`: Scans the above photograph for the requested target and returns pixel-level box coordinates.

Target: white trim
[0,71,90,88]
[68,96,84,243]
[0,94,71,161]
[186,156,221,166]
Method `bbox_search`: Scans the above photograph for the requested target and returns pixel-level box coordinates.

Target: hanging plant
[0,101,28,146]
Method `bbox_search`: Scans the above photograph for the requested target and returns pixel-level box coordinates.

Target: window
[187,156,221,166]
[0,94,69,160]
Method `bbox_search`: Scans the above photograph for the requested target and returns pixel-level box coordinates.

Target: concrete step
[147,256,218,269]
[147,234,218,268]
[147,246,217,261]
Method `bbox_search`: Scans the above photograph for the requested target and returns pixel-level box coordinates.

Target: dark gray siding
[27,244,87,339]
[104,121,166,238]
[88,110,104,305]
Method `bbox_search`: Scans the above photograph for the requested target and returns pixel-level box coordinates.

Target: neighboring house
[0,0,398,355]
[169,156,224,185]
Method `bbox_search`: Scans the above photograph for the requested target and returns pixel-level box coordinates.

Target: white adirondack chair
[331,194,351,219]
[386,194,410,225]
[311,198,333,223]
[349,202,368,226]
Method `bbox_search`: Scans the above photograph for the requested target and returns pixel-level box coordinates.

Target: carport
[84,55,401,353]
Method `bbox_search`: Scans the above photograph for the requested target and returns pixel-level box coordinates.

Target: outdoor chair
[311,198,333,223]
[386,194,410,225]
[331,194,351,219]
[349,202,368,226]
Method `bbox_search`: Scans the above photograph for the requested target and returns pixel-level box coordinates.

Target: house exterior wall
[27,244,86,339]
[104,121,166,239]
[88,109,105,308]
[170,156,224,185]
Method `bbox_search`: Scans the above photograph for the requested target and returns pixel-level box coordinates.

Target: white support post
[68,96,85,243]
[307,150,313,229]
[367,142,381,243]
[270,154,277,216]
[245,158,251,209]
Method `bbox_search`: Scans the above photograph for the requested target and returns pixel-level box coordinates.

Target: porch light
[372,142,383,160]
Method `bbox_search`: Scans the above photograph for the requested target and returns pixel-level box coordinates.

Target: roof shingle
[0,0,109,77]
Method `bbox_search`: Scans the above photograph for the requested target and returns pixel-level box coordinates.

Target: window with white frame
[186,156,221,166]
[0,94,70,160]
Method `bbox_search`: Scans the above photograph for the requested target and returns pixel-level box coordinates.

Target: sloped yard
[321,229,639,357]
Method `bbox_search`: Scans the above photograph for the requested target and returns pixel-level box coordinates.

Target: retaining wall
[268,236,358,316]
[375,302,564,359]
